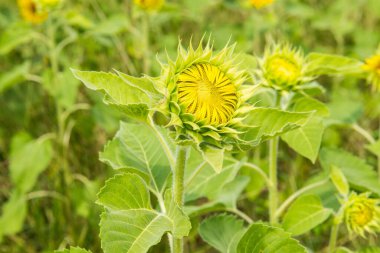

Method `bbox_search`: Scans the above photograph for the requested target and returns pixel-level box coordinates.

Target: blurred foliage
[0,0,380,252]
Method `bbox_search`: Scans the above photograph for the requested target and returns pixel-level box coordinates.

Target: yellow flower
[363,54,380,91]
[155,39,256,148]
[258,44,310,91]
[177,63,238,125]
[344,192,380,237]
[249,0,274,9]
[134,0,164,11]
[18,0,48,24]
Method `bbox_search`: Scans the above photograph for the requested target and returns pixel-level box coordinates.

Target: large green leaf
[0,192,27,242]
[305,53,364,76]
[10,134,53,193]
[98,173,191,253]
[282,195,332,236]
[100,209,172,253]
[72,70,152,120]
[282,117,324,163]
[199,214,246,253]
[319,148,380,195]
[216,176,250,209]
[100,122,171,191]
[184,149,243,202]
[97,173,151,210]
[291,96,330,117]
[237,223,307,253]
[243,108,312,145]
[164,190,192,238]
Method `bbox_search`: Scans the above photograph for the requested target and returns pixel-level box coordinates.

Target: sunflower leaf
[237,223,307,253]
[72,69,151,121]
[282,195,332,236]
[199,214,246,253]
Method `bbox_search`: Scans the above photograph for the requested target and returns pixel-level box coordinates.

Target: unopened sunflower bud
[343,192,380,238]
[258,44,311,91]
[156,39,254,148]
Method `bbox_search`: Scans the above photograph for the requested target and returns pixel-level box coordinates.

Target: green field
[1,0,380,252]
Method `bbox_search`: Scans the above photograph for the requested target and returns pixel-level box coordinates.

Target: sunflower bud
[156,39,255,148]
[258,44,309,91]
[134,0,164,11]
[363,53,380,92]
[249,0,274,9]
[18,0,48,24]
[343,192,380,237]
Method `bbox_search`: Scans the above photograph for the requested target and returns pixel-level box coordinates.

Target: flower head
[154,39,255,148]
[363,53,380,92]
[18,0,48,24]
[249,0,274,9]
[134,0,164,11]
[258,43,310,91]
[343,192,380,237]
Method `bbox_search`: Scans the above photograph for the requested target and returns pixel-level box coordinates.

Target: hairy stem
[275,179,329,219]
[172,146,188,253]
[328,222,340,253]
[269,136,279,225]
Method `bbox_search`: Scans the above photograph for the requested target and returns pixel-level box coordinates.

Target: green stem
[142,12,151,74]
[328,222,340,253]
[172,146,188,253]
[275,179,329,219]
[269,136,279,225]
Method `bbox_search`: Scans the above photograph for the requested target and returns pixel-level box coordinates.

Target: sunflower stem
[328,222,340,253]
[172,146,188,253]
[268,136,279,225]
[142,12,151,74]
[268,93,281,225]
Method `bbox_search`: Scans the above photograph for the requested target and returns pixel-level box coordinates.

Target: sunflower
[134,0,164,11]
[258,43,311,91]
[363,53,380,92]
[249,0,274,9]
[343,192,380,237]
[154,39,256,149]
[18,0,48,24]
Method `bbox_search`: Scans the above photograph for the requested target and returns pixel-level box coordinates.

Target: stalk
[172,146,188,253]
[268,92,281,225]
[328,222,340,253]
[268,136,279,224]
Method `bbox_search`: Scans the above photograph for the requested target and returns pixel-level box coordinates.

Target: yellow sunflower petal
[177,63,238,126]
